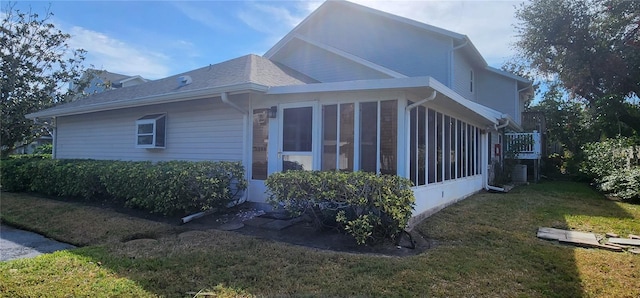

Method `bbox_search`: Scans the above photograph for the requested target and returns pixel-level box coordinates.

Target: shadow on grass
[2,182,637,297]
[414,181,636,297]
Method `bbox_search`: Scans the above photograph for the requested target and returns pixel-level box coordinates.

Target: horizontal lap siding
[476,70,517,120]
[296,7,451,83]
[273,39,391,82]
[55,97,245,162]
[453,51,474,101]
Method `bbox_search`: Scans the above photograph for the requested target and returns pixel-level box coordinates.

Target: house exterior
[70,69,148,97]
[27,1,532,224]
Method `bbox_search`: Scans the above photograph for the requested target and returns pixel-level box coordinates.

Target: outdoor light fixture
[269,106,277,118]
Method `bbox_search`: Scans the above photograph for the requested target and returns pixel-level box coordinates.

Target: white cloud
[350,0,525,67]
[237,1,323,52]
[67,26,171,79]
[171,2,234,32]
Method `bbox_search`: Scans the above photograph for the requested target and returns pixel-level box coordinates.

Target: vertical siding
[55,97,246,162]
[476,69,517,122]
[452,51,475,100]
[273,6,451,83]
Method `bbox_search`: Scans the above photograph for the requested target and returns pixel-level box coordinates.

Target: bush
[581,137,640,200]
[265,170,414,245]
[0,159,246,216]
[599,167,640,200]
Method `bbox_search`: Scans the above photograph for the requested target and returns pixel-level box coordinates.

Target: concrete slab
[0,224,75,261]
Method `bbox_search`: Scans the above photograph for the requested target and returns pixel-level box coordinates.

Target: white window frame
[136,113,166,149]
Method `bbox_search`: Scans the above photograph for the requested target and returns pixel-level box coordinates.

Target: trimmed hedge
[0,159,246,216]
[265,170,415,245]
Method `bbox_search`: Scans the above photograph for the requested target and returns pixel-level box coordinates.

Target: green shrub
[265,170,414,245]
[600,167,640,200]
[581,137,640,200]
[0,159,246,216]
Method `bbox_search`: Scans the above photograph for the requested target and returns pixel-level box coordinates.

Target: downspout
[449,40,469,86]
[494,118,510,131]
[405,90,437,111]
[405,90,437,179]
[453,40,469,51]
[486,117,510,192]
[182,92,250,225]
[518,85,531,93]
[220,92,249,206]
[221,92,247,114]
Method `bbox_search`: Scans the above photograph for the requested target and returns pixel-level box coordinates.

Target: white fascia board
[26,83,268,119]
[269,76,503,126]
[485,66,532,84]
[426,78,501,125]
[268,76,432,95]
[292,34,408,79]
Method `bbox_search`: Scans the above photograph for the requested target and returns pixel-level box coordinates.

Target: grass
[1,181,639,297]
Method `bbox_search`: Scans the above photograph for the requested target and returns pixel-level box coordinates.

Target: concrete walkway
[0,224,75,261]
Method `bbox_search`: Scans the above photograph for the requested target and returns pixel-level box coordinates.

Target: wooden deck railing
[505,132,542,160]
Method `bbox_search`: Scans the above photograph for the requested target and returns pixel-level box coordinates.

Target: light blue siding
[271,38,392,82]
[273,5,451,84]
[55,97,247,162]
[452,51,475,101]
[476,69,517,122]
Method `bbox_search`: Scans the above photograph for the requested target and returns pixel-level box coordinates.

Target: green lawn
[1,181,639,297]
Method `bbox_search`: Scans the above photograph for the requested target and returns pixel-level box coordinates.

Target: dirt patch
[182,204,432,257]
[43,194,432,257]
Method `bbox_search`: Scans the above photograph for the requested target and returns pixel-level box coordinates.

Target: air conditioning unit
[513,164,527,183]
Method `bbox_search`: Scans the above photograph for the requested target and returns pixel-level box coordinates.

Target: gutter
[452,40,469,51]
[220,92,248,114]
[486,116,510,192]
[26,82,269,119]
[494,118,510,131]
[405,90,437,111]
[518,85,532,93]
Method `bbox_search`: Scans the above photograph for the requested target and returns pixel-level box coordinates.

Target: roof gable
[266,1,488,68]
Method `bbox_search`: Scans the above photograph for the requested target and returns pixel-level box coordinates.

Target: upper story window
[470,69,474,93]
[136,114,166,148]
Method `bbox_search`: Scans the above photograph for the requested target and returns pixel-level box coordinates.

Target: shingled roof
[28,54,317,118]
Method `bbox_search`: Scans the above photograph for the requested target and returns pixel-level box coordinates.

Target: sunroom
[249,76,510,221]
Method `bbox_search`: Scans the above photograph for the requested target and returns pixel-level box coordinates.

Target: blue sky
[9,0,526,80]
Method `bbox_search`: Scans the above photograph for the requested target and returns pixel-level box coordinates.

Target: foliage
[2,182,639,297]
[515,0,640,134]
[1,3,89,157]
[600,167,640,200]
[33,143,52,154]
[581,136,640,200]
[265,170,414,245]
[0,159,246,215]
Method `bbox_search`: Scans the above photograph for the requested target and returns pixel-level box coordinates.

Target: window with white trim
[136,114,166,148]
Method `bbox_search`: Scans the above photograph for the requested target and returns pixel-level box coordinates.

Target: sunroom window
[136,114,166,148]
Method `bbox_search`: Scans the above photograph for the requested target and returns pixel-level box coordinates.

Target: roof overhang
[26,82,269,119]
[269,76,520,131]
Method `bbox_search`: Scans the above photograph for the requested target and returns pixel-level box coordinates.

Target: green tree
[515,0,640,134]
[529,82,595,154]
[1,3,87,157]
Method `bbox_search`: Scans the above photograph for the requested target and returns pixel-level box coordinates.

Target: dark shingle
[36,55,316,116]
